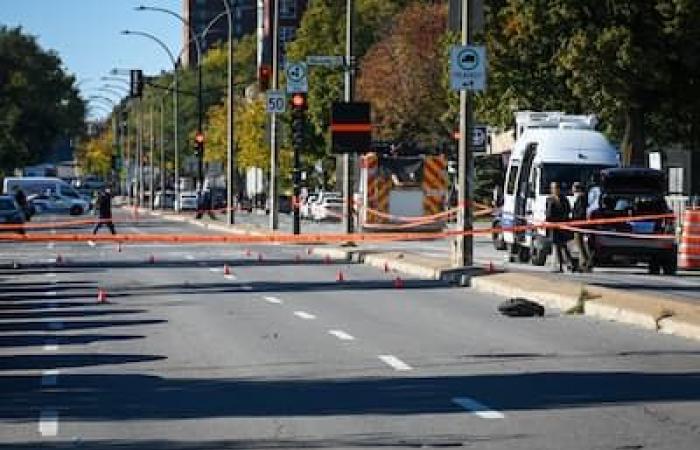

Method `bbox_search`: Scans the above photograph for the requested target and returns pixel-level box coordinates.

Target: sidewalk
[311,246,700,342]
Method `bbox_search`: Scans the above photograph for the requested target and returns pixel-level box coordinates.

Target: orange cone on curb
[97,288,108,303]
[393,276,404,289]
[336,269,345,282]
[223,264,231,275]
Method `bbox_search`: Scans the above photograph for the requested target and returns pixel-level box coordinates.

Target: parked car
[154,190,175,209]
[313,196,344,221]
[176,191,198,211]
[588,168,677,275]
[301,194,318,219]
[0,196,26,233]
[28,192,90,216]
[310,191,341,220]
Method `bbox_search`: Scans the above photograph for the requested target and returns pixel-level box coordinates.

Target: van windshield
[540,164,613,195]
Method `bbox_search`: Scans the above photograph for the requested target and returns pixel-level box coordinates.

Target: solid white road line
[41,369,60,387]
[328,330,355,341]
[44,291,57,297]
[263,296,283,304]
[293,311,316,320]
[46,273,57,278]
[452,397,505,419]
[378,355,412,371]
[48,321,63,331]
[43,339,59,351]
[39,410,58,437]
[241,285,253,291]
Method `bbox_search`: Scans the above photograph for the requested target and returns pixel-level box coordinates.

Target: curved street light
[97,87,127,99]
[102,84,130,94]
[135,5,205,189]
[101,76,131,87]
[121,29,180,209]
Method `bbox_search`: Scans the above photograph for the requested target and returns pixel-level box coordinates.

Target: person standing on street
[571,182,592,272]
[195,187,216,220]
[546,182,574,272]
[13,186,30,221]
[93,187,116,235]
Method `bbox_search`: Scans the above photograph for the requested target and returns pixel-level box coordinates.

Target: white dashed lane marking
[452,397,505,419]
[41,369,60,387]
[46,273,57,278]
[378,355,412,371]
[43,339,59,351]
[328,330,355,341]
[185,255,195,260]
[293,311,316,320]
[44,291,57,297]
[39,410,58,437]
[263,296,283,304]
[224,274,237,280]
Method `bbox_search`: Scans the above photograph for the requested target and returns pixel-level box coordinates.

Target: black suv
[588,168,677,274]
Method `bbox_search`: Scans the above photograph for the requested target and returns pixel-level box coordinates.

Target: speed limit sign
[266,90,286,114]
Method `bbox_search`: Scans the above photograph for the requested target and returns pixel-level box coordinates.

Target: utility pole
[269,0,280,230]
[452,0,473,267]
[174,68,180,211]
[224,0,236,225]
[138,99,145,208]
[125,108,131,204]
[343,0,355,235]
[160,95,165,209]
[149,103,155,209]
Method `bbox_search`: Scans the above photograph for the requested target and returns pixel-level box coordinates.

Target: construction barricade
[679,208,700,270]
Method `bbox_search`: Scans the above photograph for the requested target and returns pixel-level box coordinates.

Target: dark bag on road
[498,298,545,317]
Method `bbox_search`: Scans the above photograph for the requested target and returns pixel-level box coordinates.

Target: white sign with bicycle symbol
[286,62,308,93]
[450,45,486,91]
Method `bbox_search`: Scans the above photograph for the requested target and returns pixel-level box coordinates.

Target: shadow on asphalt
[0,318,166,333]
[0,371,698,421]
[0,333,144,348]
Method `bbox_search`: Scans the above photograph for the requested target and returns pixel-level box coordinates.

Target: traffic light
[130,69,144,98]
[194,131,204,157]
[290,94,307,150]
[258,64,271,91]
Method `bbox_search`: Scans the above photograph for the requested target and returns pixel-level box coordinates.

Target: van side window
[506,162,519,195]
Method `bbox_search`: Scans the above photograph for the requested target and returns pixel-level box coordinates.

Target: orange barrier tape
[0,213,677,245]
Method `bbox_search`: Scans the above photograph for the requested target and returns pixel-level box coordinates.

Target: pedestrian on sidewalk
[93,186,116,235]
[571,182,592,272]
[195,187,216,220]
[546,181,573,272]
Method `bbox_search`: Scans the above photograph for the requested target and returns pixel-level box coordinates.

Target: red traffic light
[291,93,307,110]
[195,132,204,144]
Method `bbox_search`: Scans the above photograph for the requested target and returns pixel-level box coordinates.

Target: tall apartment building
[182,0,257,67]
[183,0,308,69]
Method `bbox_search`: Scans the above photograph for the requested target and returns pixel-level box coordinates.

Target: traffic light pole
[138,98,145,208]
[343,0,355,236]
[293,131,301,235]
[269,0,280,231]
[452,0,474,267]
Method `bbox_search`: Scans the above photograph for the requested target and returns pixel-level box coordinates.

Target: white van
[2,177,91,215]
[496,112,619,265]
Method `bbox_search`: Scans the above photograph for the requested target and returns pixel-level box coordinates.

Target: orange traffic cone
[97,288,108,303]
[336,270,345,282]
[394,276,404,289]
[223,264,231,275]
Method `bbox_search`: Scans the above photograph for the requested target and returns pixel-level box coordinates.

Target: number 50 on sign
[266,90,286,113]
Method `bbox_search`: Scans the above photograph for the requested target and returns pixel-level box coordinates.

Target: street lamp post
[222,0,236,226]
[135,6,205,190]
[121,30,180,211]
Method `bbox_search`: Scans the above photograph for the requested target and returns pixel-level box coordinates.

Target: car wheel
[517,246,531,263]
[662,257,677,276]
[530,246,548,266]
[69,205,83,216]
[648,260,661,275]
[492,220,507,251]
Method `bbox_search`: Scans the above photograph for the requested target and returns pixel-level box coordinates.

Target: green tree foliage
[0,26,85,176]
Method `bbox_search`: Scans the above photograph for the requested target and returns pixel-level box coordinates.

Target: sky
[1,0,183,119]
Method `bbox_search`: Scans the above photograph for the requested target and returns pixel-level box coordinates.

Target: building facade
[182,0,257,67]
[183,0,307,69]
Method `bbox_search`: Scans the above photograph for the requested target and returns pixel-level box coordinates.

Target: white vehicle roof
[512,128,619,166]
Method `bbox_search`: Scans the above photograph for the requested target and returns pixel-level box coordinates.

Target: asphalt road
[1,210,699,449]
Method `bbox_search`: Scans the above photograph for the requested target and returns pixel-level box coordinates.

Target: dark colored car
[0,195,26,234]
[588,168,677,274]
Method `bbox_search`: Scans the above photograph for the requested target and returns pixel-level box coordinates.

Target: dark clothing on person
[572,192,592,271]
[14,189,30,220]
[195,190,216,220]
[93,190,116,234]
[572,193,587,221]
[546,194,574,272]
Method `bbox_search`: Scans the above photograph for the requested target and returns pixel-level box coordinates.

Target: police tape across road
[0,213,678,245]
